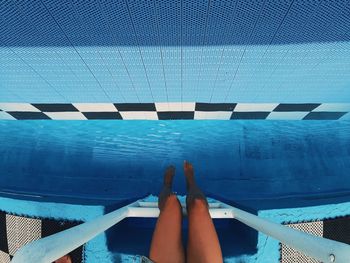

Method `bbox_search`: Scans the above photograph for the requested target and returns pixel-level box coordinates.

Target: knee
[188,198,208,213]
[166,194,179,203]
[163,194,181,210]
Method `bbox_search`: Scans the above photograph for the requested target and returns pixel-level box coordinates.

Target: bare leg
[185,161,223,263]
[149,166,185,263]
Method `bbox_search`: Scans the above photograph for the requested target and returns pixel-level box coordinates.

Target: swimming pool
[1,119,350,262]
[1,120,350,207]
[1,0,350,261]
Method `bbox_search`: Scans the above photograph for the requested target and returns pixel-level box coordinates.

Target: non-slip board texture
[0,211,84,263]
[280,216,350,263]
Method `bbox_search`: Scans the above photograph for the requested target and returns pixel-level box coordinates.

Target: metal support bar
[12,196,350,263]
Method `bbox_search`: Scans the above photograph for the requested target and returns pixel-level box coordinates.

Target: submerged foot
[158,165,176,210]
[164,165,175,188]
[184,160,195,189]
[184,160,208,209]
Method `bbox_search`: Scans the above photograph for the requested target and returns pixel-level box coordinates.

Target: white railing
[12,196,350,263]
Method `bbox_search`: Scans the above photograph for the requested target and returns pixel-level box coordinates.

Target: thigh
[187,199,223,263]
[149,195,185,263]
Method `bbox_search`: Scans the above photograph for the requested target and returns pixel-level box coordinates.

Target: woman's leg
[185,161,223,263]
[149,166,185,263]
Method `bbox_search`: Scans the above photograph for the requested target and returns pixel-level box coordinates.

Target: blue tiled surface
[1,44,350,103]
[0,0,349,103]
[1,1,350,46]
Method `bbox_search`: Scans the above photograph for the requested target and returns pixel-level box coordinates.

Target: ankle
[185,174,195,188]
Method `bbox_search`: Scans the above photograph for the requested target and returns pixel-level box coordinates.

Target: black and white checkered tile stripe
[0,103,349,120]
[0,211,84,263]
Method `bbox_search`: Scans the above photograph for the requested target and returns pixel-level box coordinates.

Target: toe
[165,165,175,174]
[184,160,193,173]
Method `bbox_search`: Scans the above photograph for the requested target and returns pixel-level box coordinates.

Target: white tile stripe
[313,103,350,112]
[267,112,309,120]
[234,103,279,112]
[340,112,350,120]
[155,102,195,112]
[194,111,232,120]
[119,111,158,120]
[44,112,87,120]
[73,103,118,112]
[0,103,40,112]
[0,111,16,120]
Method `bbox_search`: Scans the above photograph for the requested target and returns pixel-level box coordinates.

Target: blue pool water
[1,120,350,262]
[1,120,350,209]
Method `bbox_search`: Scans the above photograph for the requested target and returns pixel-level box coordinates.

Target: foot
[184,161,195,189]
[164,165,175,188]
[184,160,208,209]
[158,165,176,210]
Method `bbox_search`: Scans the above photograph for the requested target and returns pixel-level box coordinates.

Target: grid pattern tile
[0,102,349,120]
[280,217,350,263]
[0,250,11,263]
[280,221,323,263]
[5,214,42,256]
[0,211,84,262]
[0,1,349,104]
